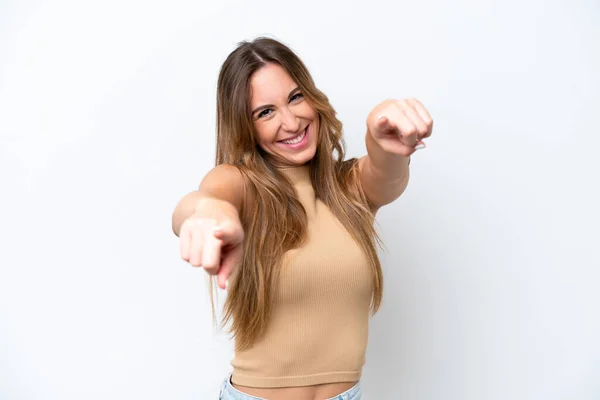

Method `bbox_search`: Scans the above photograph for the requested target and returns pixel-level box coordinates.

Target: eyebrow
[251,87,301,117]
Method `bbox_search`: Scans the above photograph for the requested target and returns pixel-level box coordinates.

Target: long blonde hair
[213,37,383,350]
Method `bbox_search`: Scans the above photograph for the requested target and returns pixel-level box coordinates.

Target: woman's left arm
[359,98,433,212]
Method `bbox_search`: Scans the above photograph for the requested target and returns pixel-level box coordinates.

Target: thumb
[375,116,394,133]
[217,245,242,290]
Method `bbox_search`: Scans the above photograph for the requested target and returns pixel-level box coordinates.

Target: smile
[279,126,308,145]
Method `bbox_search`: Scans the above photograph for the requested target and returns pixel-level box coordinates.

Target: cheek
[305,107,319,134]
[254,122,277,149]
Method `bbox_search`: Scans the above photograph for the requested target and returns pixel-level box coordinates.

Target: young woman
[172,37,433,400]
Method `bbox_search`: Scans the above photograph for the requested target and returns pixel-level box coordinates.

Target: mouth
[278,125,308,146]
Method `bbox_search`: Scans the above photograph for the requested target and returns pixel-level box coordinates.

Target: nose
[279,107,300,133]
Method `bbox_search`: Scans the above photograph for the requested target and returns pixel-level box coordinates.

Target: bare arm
[171,164,245,237]
[358,98,433,212]
[359,135,410,212]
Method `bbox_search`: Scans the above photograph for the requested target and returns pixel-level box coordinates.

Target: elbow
[172,217,180,237]
[171,193,196,237]
[171,208,183,237]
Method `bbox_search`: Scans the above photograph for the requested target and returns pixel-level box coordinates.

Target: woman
[172,37,433,400]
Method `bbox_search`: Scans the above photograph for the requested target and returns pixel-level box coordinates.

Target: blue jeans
[218,374,363,399]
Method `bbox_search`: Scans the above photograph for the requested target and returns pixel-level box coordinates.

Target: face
[249,63,319,167]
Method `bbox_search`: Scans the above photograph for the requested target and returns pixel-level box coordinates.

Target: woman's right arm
[172,164,246,289]
[171,164,245,236]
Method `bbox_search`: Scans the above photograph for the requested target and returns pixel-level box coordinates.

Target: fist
[367,98,433,157]
[179,198,244,289]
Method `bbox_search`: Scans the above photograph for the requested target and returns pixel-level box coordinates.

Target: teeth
[282,129,306,145]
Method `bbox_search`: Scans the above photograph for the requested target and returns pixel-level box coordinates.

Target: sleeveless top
[230,165,374,388]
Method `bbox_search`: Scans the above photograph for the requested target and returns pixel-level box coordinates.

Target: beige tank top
[230,165,374,388]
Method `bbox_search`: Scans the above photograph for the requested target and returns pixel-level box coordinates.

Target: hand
[179,198,244,289]
[367,98,433,157]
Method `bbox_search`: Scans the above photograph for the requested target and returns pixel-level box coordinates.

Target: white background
[1,0,599,399]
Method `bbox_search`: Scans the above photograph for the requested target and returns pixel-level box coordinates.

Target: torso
[230,166,372,398]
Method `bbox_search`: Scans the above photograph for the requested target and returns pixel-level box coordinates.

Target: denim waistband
[218,374,362,399]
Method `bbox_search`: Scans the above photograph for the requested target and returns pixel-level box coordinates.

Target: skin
[250,63,319,167]
[172,63,433,400]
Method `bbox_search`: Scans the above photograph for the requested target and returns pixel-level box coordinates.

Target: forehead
[250,63,297,107]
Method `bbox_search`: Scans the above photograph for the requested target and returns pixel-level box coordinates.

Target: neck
[276,164,311,185]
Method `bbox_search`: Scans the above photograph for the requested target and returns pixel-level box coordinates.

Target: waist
[221,374,362,400]
[231,310,369,388]
[231,370,362,388]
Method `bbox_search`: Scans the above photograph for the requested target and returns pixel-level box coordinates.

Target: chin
[288,147,317,166]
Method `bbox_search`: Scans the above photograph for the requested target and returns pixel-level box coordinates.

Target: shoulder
[200,164,245,188]
[203,163,244,180]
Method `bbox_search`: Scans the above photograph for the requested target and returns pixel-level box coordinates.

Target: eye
[257,108,273,119]
[290,92,304,102]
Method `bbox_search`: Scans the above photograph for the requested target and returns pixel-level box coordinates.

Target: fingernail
[415,143,426,151]
[225,279,229,289]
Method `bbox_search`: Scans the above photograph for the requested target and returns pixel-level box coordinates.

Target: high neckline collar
[277,165,311,184]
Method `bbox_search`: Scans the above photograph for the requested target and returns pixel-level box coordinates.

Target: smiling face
[249,63,319,167]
